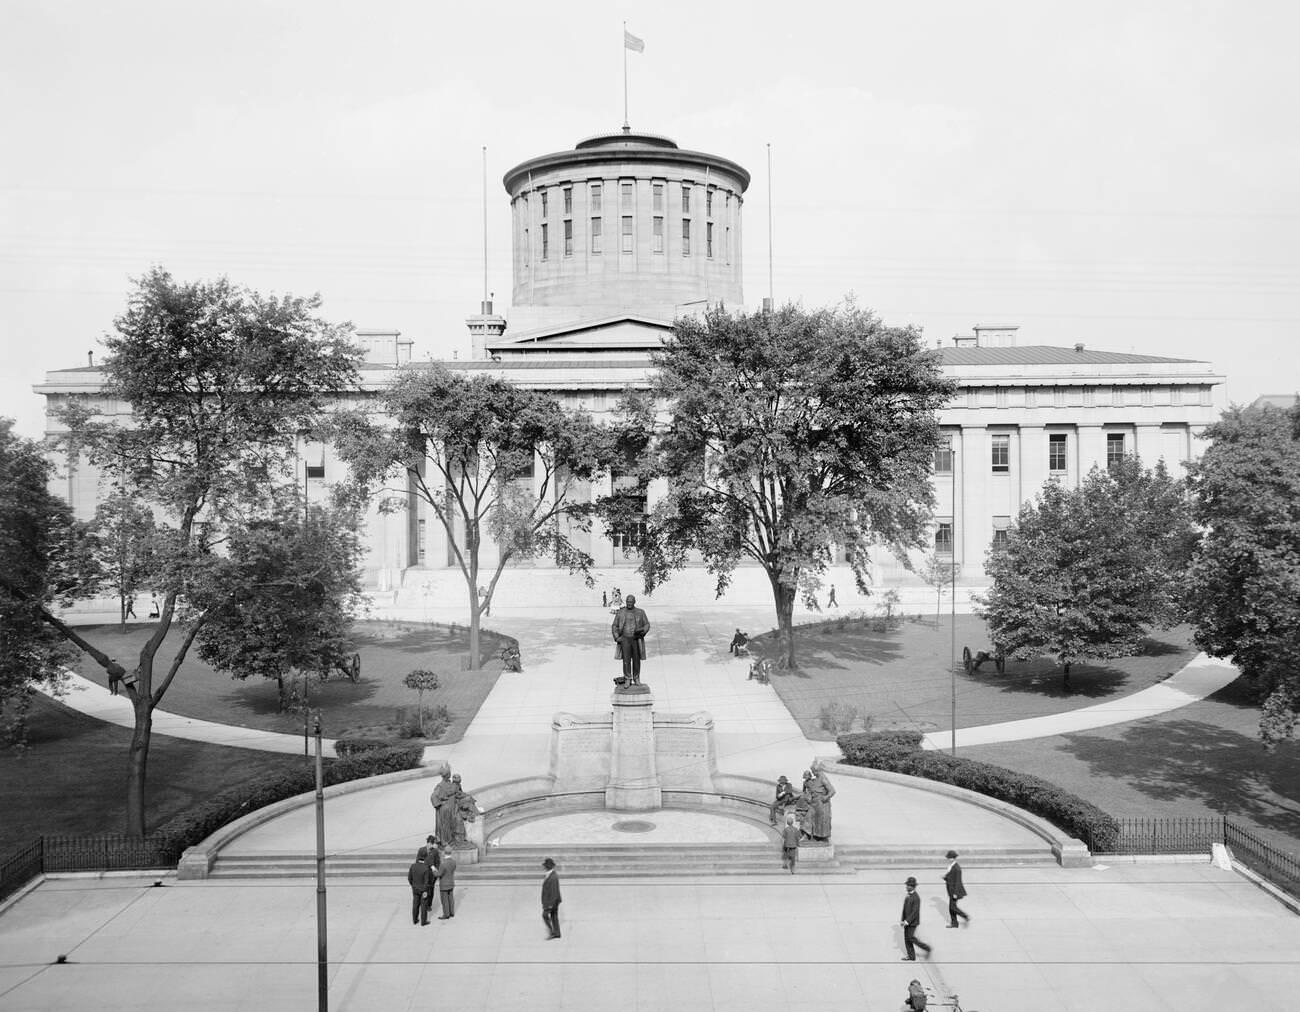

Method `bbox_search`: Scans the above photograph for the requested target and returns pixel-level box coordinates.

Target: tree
[335,364,611,668]
[0,420,76,746]
[402,669,441,733]
[82,474,160,630]
[978,457,1194,689]
[194,498,364,713]
[633,301,956,669]
[919,553,960,627]
[44,268,359,834]
[1185,402,1300,743]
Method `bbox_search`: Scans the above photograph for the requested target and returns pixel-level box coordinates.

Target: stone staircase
[208,841,1058,881]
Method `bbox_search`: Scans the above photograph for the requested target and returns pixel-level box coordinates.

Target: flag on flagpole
[624,29,645,53]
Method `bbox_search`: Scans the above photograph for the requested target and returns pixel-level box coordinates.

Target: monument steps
[207,841,1057,880]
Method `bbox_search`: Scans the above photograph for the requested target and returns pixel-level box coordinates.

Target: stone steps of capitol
[207,843,1056,880]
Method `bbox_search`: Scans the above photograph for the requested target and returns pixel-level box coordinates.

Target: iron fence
[1091,816,1226,856]
[0,834,180,904]
[1225,820,1300,897]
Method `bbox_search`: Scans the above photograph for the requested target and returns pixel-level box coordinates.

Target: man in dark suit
[900,876,931,960]
[435,846,457,919]
[541,857,562,939]
[407,847,434,926]
[611,594,650,685]
[943,849,970,928]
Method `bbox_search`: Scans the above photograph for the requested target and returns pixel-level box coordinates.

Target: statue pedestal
[605,685,661,811]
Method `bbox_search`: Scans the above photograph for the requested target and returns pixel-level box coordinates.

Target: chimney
[1074,342,1085,353]
[87,350,94,367]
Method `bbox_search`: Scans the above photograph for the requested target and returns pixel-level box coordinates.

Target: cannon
[962,645,1005,675]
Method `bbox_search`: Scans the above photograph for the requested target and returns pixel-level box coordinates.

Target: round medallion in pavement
[611,819,656,834]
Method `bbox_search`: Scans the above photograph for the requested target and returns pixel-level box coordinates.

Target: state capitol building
[36,128,1225,598]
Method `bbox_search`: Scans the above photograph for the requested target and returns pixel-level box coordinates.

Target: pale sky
[3,0,1298,439]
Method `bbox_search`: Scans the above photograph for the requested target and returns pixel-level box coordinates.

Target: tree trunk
[468,584,481,671]
[770,576,797,670]
[1062,660,1072,692]
[125,695,153,837]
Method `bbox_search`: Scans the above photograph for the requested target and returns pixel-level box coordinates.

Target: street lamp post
[313,713,328,1012]
[950,443,958,756]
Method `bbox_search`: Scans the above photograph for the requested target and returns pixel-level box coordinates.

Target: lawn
[0,694,309,853]
[755,612,1199,740]
[66,619,515,744]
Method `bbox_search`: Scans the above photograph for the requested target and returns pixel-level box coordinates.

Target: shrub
[153,744,425,857]
[836,730,1118,849]
[818,702,861,734]
[334,735,400,758]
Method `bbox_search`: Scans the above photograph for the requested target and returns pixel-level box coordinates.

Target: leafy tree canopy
[335,364,614,667]
[48,267,360,833]
[633,300,956,667]
[1185,402,1300,742]
[0,419,76,745]
[979,457,1194,680]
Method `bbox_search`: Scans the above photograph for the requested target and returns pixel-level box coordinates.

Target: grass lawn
[961,675,1300,855]
[0,694,309,853]
[66,619,514,744]
[757,613,1198,740]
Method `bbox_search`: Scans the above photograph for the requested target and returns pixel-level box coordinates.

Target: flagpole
[622,21,629,130]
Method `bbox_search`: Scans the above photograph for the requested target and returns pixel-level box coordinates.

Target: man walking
[435,846,457,919]
[780,813,801,873]
[611,593,651,686]
[943,849,970,927]
[900,876,931,960]
[541,857,562,939]
[407,847,434,926]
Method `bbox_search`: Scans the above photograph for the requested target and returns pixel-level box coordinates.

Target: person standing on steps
[611,593,650,686]
[541,857,562,939]
[943,849,970,927]
[900,876,931,960]
[434,845,457,919]
[780,813,801,873]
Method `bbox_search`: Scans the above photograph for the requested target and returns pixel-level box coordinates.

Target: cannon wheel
[962,645,973,675]
[347,652,361,683]
[994,648,1006,675]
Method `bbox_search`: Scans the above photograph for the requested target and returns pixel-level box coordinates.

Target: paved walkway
[3,863,1296,1011]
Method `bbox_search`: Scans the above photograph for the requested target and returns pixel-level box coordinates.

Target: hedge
[153,743,426,856]
[836,730,1119,851]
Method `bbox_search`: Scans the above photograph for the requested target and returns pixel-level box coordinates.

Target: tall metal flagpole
[482,145,488,309]
[767,143,774,308]
[623,22,629,130]
[951,446,958,756]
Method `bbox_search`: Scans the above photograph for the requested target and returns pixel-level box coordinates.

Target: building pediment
[488,314,674,355]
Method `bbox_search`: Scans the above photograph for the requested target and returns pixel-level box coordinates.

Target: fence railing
[1087,816,1300,902]
[1225,820,1300,897]
[1,834,180,904]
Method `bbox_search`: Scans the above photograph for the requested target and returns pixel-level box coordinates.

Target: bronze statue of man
[611,593,651,686]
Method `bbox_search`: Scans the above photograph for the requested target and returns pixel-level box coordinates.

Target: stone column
[605,687,661,811]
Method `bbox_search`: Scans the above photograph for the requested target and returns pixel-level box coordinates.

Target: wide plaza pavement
[1,569,1291,1011]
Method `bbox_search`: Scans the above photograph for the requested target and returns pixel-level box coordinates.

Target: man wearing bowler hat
[943,849,970,928]
[900,875,931,960]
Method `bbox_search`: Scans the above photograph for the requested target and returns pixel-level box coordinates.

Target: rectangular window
[591,218,602,254]
[991,517,1011,552]
[1048,433,1067,472]
[304,440,326,479]
[562,187,572,215]
[933,438,953,474]
[590,183,602,213]
[934,520,954,555]
[523,228,529,266]
[682,218,691,255]
[1107,433,1126,470]
[621,215,633,253]
[541,222,549,260]
[706,187,714,216]
[540,189,549,217]
[621,181,634,211]
[652,181,664,212]
[991,433,1010,473]
[563,219,573,256]
[706,222,714,258]
[652,216,664,253]
[682,184,691,213]
[417,519,427,561]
